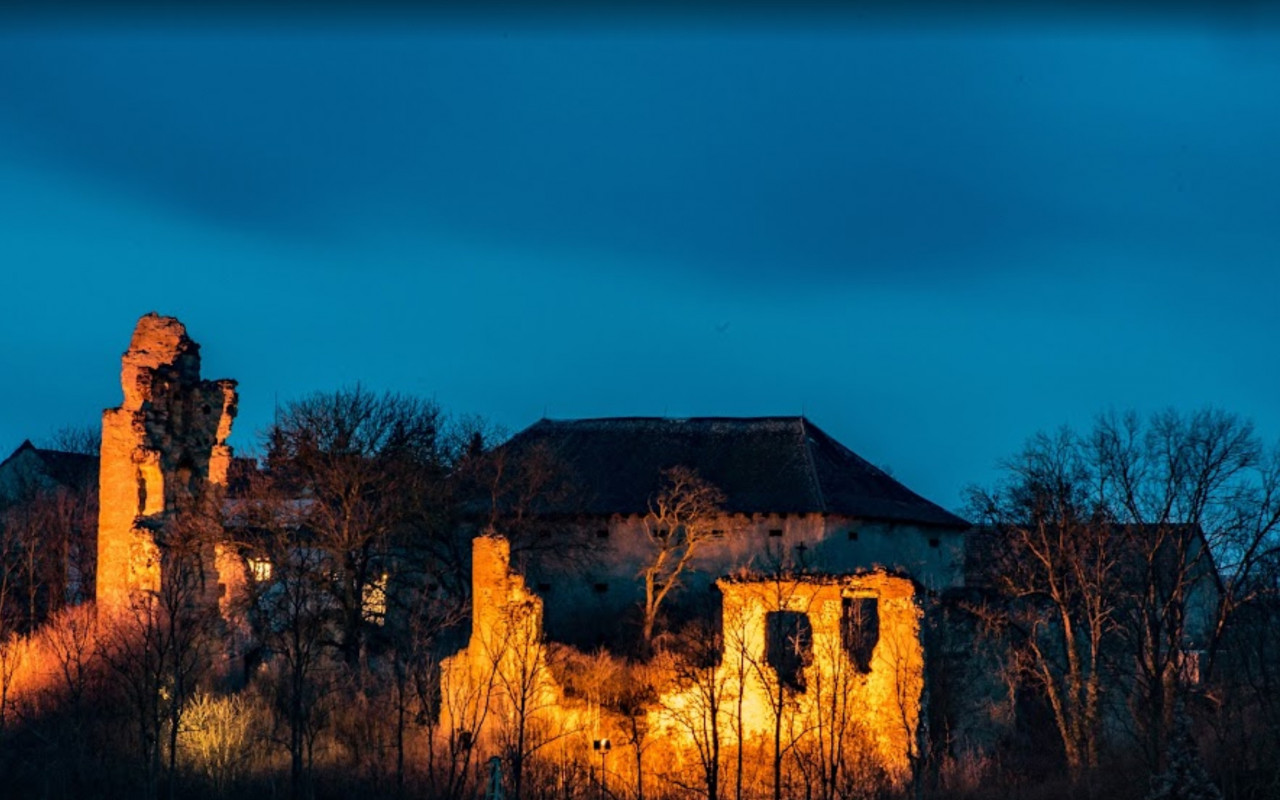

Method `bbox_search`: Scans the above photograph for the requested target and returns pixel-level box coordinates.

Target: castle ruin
[96,313,238,617]
[439,533,925,784]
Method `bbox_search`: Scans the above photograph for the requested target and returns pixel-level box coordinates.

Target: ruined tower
[96,313,238,617]
[438,534,571,749]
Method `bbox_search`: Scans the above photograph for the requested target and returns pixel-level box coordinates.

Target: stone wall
[442,533,925,784]
[438,534,571,752]
[96,313,238,617]
[653,570,925,783]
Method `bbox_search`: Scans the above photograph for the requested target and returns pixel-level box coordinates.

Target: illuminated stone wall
[438,534,574,751]
[96,313,238,617]
[443,534,924,786]
[654,571,925,783]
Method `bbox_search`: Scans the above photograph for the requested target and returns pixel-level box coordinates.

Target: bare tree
[450,418,587,576]
[489,594,567,800]
[1205,562,1280,795]
[265,386,447,667]
[385,584,463,796]
[99,507,222,800]
[0,631,22,733]
[807,598,860,800]
[235,471,334,800]
[39,424,101,457]
[1091,409,1280,771]
[738,575,816,800]
[639,467,728,652]
[435,648,502,800]
[971,408,1280,782]
[39,602,100,713]
[0,481,97,632]
[664,618,727,800]
[965,428,1121,779]
[0,506,29,731]
[724,599,752,800]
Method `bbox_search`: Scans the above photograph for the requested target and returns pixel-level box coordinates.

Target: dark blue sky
[2,10,1279,512]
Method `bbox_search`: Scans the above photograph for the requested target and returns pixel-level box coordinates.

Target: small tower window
[928,537,940,549]
[847,530,859,541]
[593,582,609,594]
[768,529,784,538]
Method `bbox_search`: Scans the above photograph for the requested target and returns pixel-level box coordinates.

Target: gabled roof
[499,417,968,529]
[0,440,99,493]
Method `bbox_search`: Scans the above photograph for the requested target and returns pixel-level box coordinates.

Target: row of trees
[0,387,736,800]
[959,408,1280,798]
[3,395,1280,800]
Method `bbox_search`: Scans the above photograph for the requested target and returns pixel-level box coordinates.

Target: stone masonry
[96,313,238,617]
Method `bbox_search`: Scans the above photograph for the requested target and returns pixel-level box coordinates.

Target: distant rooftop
[0,440,99,496]
[500,416,968,529]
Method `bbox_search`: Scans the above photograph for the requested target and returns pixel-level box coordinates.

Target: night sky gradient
[2,7,1279,513]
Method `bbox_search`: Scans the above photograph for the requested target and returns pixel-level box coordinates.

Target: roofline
[799,417,971,528]
[530,415,820,426]
[508,415,971,529]
[0,440,37,473]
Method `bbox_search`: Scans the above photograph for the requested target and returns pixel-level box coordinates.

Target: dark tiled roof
[0,440,98,492]
[35,447,99,490]
[498,417,968,529]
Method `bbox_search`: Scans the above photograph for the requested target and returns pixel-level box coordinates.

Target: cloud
[0,26,1277,290]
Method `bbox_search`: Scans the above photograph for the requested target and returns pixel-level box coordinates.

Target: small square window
[847,530,859,541]
[537,582,552,592]
[593,582,609,593]
[247,557,273,582]
[768,529,784,538]
[711,529,725,539]
[596,529,609,539]
[928,537,940,549]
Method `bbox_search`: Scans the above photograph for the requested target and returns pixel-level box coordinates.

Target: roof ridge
[34,446,96,458]
[797,418,827,513]
[539,415,807,422]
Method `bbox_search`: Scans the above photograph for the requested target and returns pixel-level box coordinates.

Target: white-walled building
[485,416,970,648]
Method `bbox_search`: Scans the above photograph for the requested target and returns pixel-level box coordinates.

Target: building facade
[483,416,969,649]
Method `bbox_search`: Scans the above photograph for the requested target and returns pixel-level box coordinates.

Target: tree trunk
[773,683,784,800]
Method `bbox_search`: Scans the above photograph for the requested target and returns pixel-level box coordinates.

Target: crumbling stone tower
[438,534,570,749]
[96,313,238,617]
